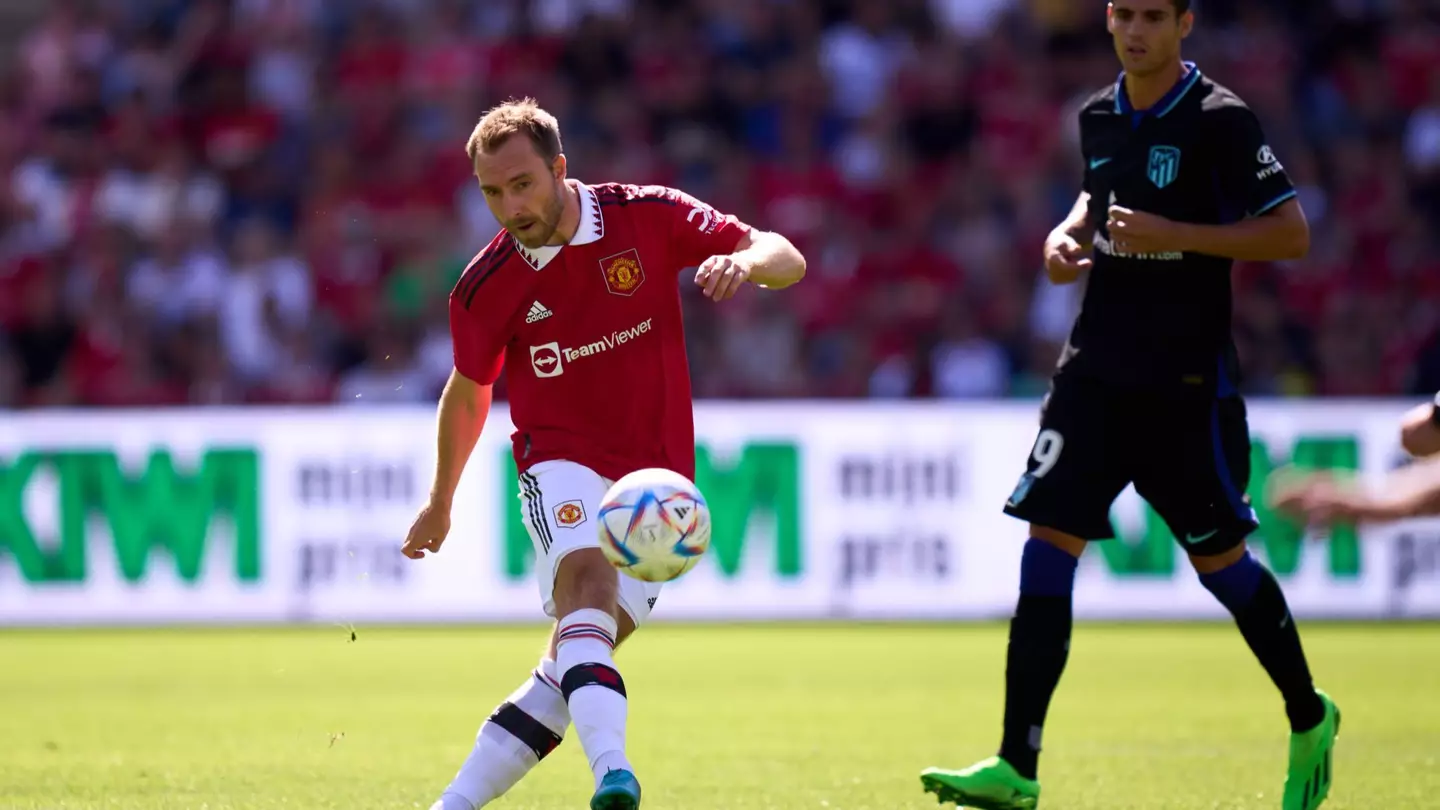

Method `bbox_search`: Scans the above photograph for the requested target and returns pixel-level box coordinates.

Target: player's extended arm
[1171,197,1310,261]
[1360,456,1440,521]
[430,369,492,508]
[1272,454,1440,525]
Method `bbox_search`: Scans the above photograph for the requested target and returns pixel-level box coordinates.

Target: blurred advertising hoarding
[0,401,1436,624]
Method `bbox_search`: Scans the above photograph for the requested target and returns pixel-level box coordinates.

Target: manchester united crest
[600,249,645,296]
[553,500,586,528]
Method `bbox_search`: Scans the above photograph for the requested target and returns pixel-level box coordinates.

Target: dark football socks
[997,538,1079,781]
[1199,550,1325,732]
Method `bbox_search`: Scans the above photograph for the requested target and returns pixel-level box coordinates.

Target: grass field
[1,622,1437,810]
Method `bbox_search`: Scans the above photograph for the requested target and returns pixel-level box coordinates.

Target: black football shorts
[1002,372,1259,556]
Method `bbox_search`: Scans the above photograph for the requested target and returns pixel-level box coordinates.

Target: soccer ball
[597,468,711,582]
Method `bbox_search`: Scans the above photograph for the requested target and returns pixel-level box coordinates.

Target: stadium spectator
[0,0,1437,406]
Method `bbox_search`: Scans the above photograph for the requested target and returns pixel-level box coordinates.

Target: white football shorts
[516,459,664,628]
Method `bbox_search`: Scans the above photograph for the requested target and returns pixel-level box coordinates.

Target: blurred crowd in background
[2,0,1440,407]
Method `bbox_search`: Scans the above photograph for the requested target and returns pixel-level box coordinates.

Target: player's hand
[401,500,452,559]
[1268,472,1345,524]
[694,255,752,302]
[1106,206,1185,255]
[1044,233,1093,279]
[1268,470,1390,526]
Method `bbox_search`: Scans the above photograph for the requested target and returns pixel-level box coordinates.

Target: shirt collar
[1115,61,1201,118]
[514,180,605,271]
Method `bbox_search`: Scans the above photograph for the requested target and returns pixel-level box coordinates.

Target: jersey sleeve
[1214,106,1297,219]
[448,294,509,385]
[666,188,752,269]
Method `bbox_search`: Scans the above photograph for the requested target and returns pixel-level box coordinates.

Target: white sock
[555,608,633,787]
[434,659,570,809]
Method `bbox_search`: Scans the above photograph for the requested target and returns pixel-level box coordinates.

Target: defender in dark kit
[919,3,1342,810]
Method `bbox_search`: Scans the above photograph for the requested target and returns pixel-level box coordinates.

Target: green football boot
[920,756,1040,809]
[1283,690,1341,810]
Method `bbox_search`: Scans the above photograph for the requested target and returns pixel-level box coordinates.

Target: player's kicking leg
[528,460,656,809]
[429,616,643,810]
[1191,545,1340,810]
[432,460,654,809]
[551,550,643,809]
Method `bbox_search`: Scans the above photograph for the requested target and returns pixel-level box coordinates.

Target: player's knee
[1029,525,1087,557]
[1019,533,1081,598]
[614,609,636,645]
[1186,540,1249,575]
[1191,543,1272,613]
[547,608,637,660]
[553,548,620,615]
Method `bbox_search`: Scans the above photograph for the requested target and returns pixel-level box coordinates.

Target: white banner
[0,400,1435,625]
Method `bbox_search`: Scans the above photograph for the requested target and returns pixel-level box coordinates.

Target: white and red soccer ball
[598,468,711,582]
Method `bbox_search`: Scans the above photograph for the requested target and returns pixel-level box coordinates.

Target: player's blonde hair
[466,97,564,164]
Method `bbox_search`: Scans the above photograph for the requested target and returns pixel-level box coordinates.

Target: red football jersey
[449,180,752,481]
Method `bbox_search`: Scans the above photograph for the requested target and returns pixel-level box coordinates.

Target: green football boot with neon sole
[920,756,1040,809]
[1283,689,1341,810]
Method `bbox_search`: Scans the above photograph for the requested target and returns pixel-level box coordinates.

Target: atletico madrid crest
[1148,145,1181,188]
[600,249,645,296]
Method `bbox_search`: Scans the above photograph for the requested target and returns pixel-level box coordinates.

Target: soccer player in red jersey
[400,98,806,810]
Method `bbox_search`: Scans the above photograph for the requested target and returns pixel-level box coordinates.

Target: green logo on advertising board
[1102,435,1361,577]
[502,444,803,579]
[0,449,261,584]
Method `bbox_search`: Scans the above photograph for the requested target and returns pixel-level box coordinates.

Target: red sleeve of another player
[666,188,752,269]
[449,295,508,385]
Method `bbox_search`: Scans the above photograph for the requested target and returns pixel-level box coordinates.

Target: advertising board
[0,401,1432,624]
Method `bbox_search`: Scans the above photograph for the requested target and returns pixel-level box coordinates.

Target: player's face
[1107,1,1192,76]
[474,136,568,250]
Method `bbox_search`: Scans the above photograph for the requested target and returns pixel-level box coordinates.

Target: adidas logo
[525,301,553,324]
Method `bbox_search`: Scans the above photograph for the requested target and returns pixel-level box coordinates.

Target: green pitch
[1,623,1436,810]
